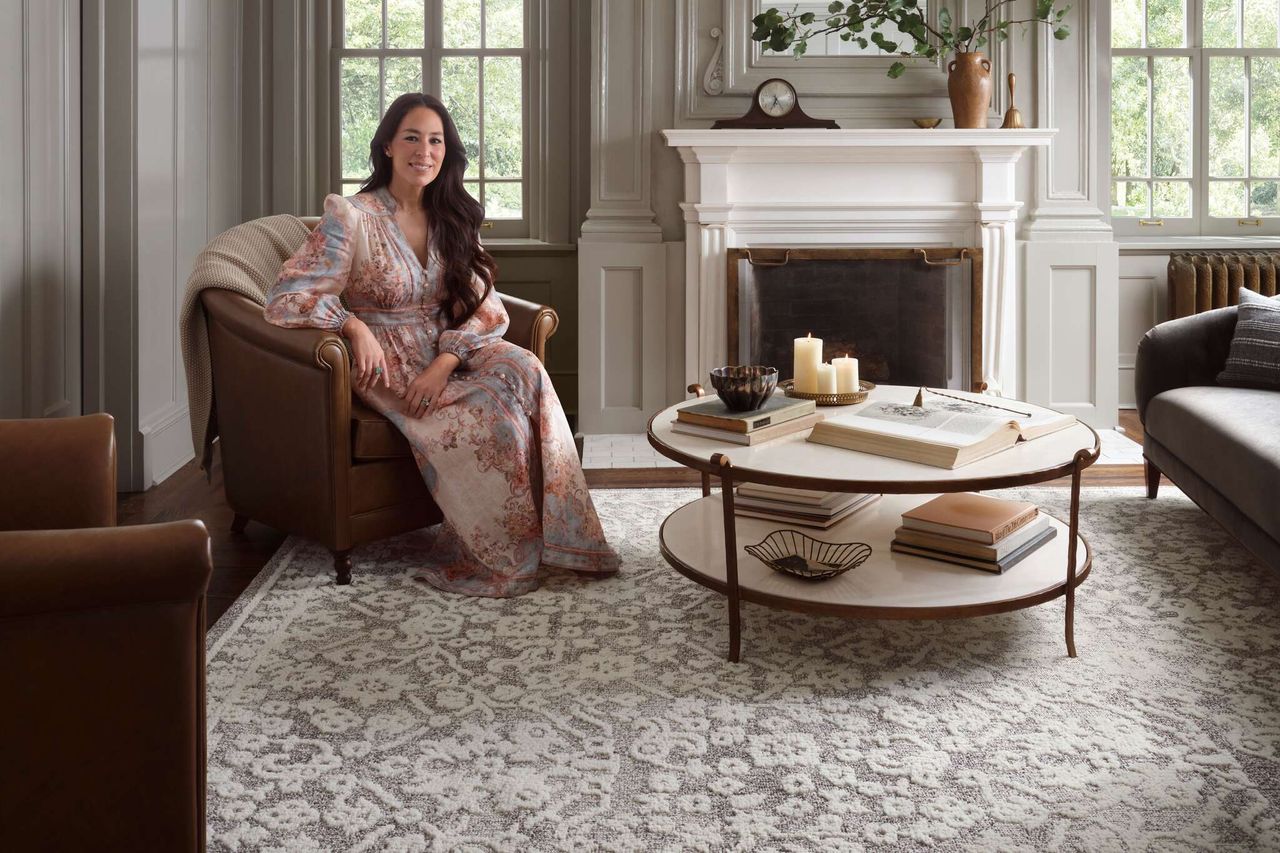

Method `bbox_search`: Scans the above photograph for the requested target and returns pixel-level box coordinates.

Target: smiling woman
[262,92,619,597]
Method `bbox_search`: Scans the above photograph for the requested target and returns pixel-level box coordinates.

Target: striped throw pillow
[1217,288,1280,390]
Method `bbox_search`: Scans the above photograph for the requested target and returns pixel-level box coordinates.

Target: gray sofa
[1136,306,1280,571]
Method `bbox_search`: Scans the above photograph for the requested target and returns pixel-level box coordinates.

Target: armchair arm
[202,289,353,547]
[0,413,116,530]
[500,293,559,365]
[1135,306,1239,423]
[0,519,210,851]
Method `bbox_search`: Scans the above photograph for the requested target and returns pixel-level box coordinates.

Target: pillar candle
[816,363,837,394]
[793,334,822,393]
[833,355,859,394]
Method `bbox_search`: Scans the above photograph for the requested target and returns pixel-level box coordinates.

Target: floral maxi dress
[265,189,619,596]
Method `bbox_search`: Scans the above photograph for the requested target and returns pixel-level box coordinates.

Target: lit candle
[833,354,859,394]
[793,333,822,393]
[816,363,837,394]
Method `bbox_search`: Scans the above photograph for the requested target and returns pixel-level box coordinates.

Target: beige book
[806,395,1075,469]
[892,515,1051,559]
[670,411,823,446]
[901,492,1039,544]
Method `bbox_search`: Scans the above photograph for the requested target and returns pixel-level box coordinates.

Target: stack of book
[890,492,1056,573]
[734,483,880,529]
[671,394,822,445]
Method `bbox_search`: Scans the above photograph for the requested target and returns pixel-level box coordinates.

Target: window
[334,0,529,238]
[1111,0,1280,236]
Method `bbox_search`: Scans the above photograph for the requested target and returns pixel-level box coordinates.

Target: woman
[265,93,619,597]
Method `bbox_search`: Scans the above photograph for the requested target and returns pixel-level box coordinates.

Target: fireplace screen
[728,248,982,392]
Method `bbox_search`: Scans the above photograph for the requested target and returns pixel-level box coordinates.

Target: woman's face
[384,106,446,191]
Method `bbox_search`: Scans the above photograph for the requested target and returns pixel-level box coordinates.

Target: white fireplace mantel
[661,128,1055,398]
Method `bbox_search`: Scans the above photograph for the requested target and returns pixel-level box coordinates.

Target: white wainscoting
[1117,252,1170,408]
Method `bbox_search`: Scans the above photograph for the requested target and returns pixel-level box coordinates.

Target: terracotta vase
[947,51,993,129]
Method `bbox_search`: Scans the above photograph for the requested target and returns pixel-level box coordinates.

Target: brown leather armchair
[202,218,559,584]
[0,414,212,852]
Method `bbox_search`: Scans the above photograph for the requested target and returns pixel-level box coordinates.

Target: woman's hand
[401,354,461,417]
[341,316,389,392]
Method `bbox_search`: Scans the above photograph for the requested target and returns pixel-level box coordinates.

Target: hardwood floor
[122,414,1153,629]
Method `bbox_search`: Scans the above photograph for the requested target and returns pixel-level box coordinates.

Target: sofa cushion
[1145,385,1280,543]
[351,399,412,460]
[1217,288,1280,390]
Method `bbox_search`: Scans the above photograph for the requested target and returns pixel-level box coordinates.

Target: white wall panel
[1049,267,1096,405]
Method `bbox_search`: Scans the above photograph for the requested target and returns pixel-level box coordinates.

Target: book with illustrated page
[806,389,1076,468]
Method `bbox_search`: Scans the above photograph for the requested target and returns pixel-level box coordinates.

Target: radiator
[1167,250,1280,320]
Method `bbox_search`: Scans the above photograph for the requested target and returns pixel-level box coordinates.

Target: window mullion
[1247,55,1254,217]
[1148,54,1156,216]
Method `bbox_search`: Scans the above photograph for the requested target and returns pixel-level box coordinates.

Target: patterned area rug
[207,488,1280,851]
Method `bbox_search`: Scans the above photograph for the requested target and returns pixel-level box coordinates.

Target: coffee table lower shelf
[659,493,1090,658]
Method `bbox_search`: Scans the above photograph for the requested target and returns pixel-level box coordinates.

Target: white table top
[648,385,1098,491]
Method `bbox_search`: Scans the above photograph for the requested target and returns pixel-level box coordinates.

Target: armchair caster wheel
[333,550,352,585]
[231,513,249,533]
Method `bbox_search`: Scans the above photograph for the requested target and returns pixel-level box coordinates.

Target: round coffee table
[646,384,1100,662]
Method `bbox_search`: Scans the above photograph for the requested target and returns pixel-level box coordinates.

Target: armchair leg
[333,549,353,585]
[1144,457,1161,499]
[230,513,249,533]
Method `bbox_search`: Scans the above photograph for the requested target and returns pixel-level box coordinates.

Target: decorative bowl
[744,530,873,581]
[710,365,778,412]
[913,118,943,129]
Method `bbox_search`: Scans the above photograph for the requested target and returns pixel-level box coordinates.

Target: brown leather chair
[0,414,212,852]
[201,217,559,584]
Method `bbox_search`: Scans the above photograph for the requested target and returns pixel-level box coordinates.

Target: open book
[806,389,1076,468]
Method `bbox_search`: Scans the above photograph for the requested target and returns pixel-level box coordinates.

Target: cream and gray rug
[207,488,1280,851]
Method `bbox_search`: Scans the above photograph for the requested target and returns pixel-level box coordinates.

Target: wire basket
[780,378,875,407]
[744,530,873,581]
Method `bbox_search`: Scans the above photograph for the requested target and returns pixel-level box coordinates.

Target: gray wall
[83,0,242,489]
[0,0,80,421]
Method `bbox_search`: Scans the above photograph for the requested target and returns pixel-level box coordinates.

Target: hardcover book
[900,492,1039,544]
[892,515,1052,560]
[805,392,1075,469]
[670,412,823,446]
[890,526,1057,574]
[676,394,817,433]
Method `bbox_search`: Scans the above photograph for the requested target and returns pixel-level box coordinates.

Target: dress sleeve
[264,194,357,331]
[437,274,509,366]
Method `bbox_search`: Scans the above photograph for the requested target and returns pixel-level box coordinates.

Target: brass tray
[780,378,875,406]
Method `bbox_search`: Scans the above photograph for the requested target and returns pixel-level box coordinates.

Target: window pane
[341,57,380,180]
[387,0,425,49]
[441,57,481,176]
[1210,181,1248,216]
[342,181,365,197]
[486,0,524,48]
[1112,56,1150,178]
[344,0,382,49]
[483,57,522,179]
[1113,180,1151,217]
[1252,181,1280,214]
[1253,59,1280,177]
[486,181,523,219]
[1153,57,1191,177]
[443,0,482,49]
[465,180,480,205]
[1211,56,1248,177]
[1112,0,1143,47]
[1204,0,1239,46]
[384,57,422,106]
[1147,0,1185,47]
[1153,181,1191,217]
[1245,0,1280,47]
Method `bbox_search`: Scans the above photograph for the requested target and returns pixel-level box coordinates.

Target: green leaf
[957,26,973,41]
[828,0,844,12]
[938,7,952,32]
[856,37,868,48]
[793,40,808,56]
[1036,0,1054,20]
[799,12,815,24]
[888,61,907,78]
[769,29,792,52]
[1054,25,1070,39]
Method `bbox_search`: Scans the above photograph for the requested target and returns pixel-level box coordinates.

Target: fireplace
[728,248,983,393]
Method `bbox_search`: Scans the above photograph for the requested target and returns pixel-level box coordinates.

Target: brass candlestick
[1000,73,1025,129]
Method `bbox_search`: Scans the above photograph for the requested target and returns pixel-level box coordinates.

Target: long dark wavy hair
[359,93,497,329]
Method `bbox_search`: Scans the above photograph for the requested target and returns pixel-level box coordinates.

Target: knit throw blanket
[179,215,310,472]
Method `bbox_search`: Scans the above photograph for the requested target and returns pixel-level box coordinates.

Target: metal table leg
[712,453,741,662]
[1065,448,1090,658]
